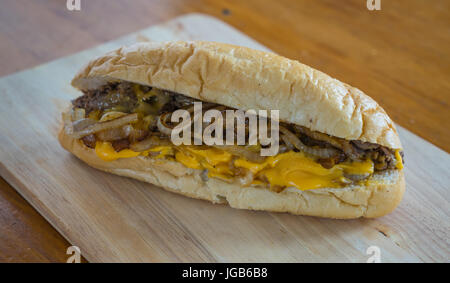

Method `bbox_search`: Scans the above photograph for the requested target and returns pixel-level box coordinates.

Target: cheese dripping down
[93,141,377,191]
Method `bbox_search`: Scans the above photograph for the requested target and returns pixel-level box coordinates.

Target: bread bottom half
[58,128,405,219]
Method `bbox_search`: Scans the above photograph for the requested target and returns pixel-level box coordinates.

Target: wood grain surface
[0,0,449,262]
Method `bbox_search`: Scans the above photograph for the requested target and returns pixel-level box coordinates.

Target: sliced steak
[72,82,138,114]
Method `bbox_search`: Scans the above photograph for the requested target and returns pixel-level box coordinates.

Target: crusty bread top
[71,41,402,149]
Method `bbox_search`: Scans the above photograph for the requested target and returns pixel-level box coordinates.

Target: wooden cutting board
[0,14,448,263]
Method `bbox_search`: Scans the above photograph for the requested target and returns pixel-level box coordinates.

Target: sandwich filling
[66,81,404,192]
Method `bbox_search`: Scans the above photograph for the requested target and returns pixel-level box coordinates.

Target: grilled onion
[304,147,340,159]
[95,125,132,141]
[341,142,363,160]
[72,118,96,132]
[279,126,307,151]
[279,126,339,158]
[157,111,195,137]
[237,169,254,187]
[72,108,86,121]
[294,125,364,160]
[294,125,343,149]
[280,134,294,151]
[352,140,380,150]
[72,113,138,139]
[62,111,74,135]
[157,113,175,136]
[344,173,370,181]
[129,128,149,143]
[99,111,127,122]
[214,145,265,163]
[130,135,171,152]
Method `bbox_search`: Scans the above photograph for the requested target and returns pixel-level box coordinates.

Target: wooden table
[0,0,448,262]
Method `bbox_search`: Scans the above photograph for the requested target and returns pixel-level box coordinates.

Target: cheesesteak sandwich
[59,41,405,218]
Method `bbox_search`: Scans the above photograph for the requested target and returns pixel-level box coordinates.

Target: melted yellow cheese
[95,141,141,161]
[395,149,404,170]
[234,159,267,174]
[234,152,374,191]
[183,147,232,165]
[175,150,202,169]
[132,85,171,116]
[94,142,381,191]
[95,142,173,161]
[147,146,174,159]
[177,147,233,179]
